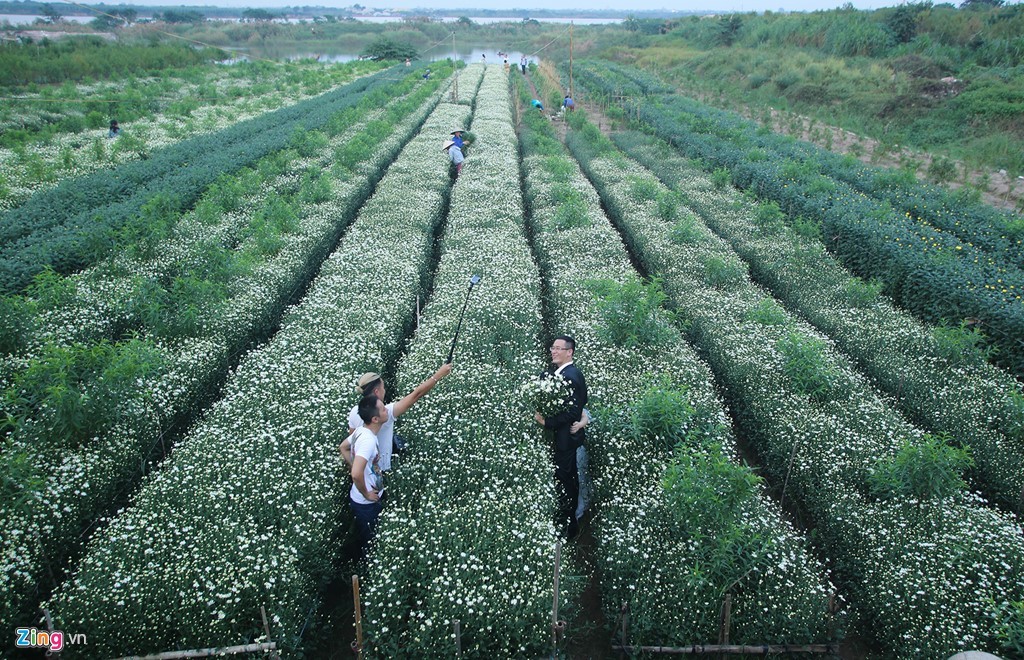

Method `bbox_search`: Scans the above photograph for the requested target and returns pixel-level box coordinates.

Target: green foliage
[627,175,660,202]
[629,376,698,452]
[777,331,841,401]
[754,200,785,232]
[289,127,329,158]
[662,443,762,539]
[992,599,1024,656]
[932,320,997,365]
[790,215,822,240]
[702,255,745,288]
[4,338,165,448]
[1006,388,1024,442]
[843,276,884,307]
[551,191,590,230]
[868,434,973,502]
[361,37,417,61]
[0,295,35,355]
[656,190,684,221]
[670,211,704,244]
[587,277,675,348]
[711,167,732,189]
[925,156,957,185]
[745,299,789,326]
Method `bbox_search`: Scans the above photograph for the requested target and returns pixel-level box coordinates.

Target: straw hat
[442,140,455,151]
[451,129,464,135]
[355,372,382,394]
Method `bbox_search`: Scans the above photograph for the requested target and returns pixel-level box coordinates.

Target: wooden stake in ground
[352,575,364,659]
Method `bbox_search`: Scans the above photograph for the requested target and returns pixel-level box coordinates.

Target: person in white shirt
[348,394,387,560]
[340,362,451,472]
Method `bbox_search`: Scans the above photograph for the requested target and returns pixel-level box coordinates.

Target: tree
[456,16,474,27]
[624,14,640,32]
[160,9,205,23]
[361,37,417,61]
[717,14,743,46]
[40,4,62,24]
[886,4,922,43]
[242,8,277,21]
[960,0,1003,7]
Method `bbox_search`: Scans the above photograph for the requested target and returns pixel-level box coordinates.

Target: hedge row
[45,74,481,656]
[517,83,836,648]
[564,113,1024,658]
[1,69,455,638]
[0,64,412,294]
[627,96,1024,377]
[614,130,1024,514]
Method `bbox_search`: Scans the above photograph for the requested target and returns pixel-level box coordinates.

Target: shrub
[711,167,731,189]
[932,320,997,366]
[587,277,676,348]
[745,299,789,326]
[843,276,884,307]
[663,443,762,540]
[703,255,745,288]
[868,434,972,502]
[630,376,698,452]
[670,211,703,244]
[628,175,660,202]
[777,331,841,402]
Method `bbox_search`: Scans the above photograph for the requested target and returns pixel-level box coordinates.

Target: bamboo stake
[453,619,462,657]
[718,594,732,660]
[611,643,838,655]
[260,606,279,660]
[112,642,279,660]
[551,539,562,649]
[352,575,364,660]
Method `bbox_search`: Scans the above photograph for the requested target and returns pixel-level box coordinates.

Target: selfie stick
[447,274,482,364]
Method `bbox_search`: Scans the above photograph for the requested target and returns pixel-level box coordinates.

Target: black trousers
[553,445,579,532]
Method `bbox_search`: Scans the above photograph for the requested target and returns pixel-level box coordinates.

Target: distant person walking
[520,54,528,74]
[481,53,486,67]
[107,120,120,138]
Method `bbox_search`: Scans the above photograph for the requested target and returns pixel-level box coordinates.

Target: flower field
[563,109,1024,657]
[0,54,1020,660]
[0,59,387,212]
[572,60,1024,378]
[44,65,482,655]
[614,130,1024,516]
[516,80,836,648]
[2,64,455,638]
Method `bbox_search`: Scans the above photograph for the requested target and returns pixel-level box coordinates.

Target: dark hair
[553,335,576,352]
[358,394,381,425]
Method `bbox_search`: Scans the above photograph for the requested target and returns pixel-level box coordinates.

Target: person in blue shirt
[530,99,544,112]
[450,129,465,151]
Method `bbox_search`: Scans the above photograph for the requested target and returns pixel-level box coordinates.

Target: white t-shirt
[349,426,382,505]
[349,402,397,471]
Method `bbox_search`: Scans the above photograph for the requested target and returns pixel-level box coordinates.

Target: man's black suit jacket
[543,363,589,453]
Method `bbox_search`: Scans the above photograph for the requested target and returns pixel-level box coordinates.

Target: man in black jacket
[534,335,588,539]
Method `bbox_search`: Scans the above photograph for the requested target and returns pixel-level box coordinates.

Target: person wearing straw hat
[450,129,466,151]
[443,139,464,176]
[340,362,452,472]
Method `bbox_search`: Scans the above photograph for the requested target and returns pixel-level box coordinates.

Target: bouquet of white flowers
[520,370,570,418]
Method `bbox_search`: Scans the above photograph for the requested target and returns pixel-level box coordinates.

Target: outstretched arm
[392,362,452,418]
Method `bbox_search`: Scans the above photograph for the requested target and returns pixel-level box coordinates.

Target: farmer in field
[450,129,466,152]
[530,99,544,113]
[341,362,451,473]
[534,335,589,540]
[107,120,120,138]
[520,55,528,74]
[444,139,464,176]
[562,94,575,112]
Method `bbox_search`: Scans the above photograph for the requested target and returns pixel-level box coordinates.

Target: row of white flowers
[563,116,1024,658]
[614,131,1024,515]
[43,64,482,655]
[516,92,836,647]
[0,60,386,211]
[360,67,573,658]
[2,71,455,634]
